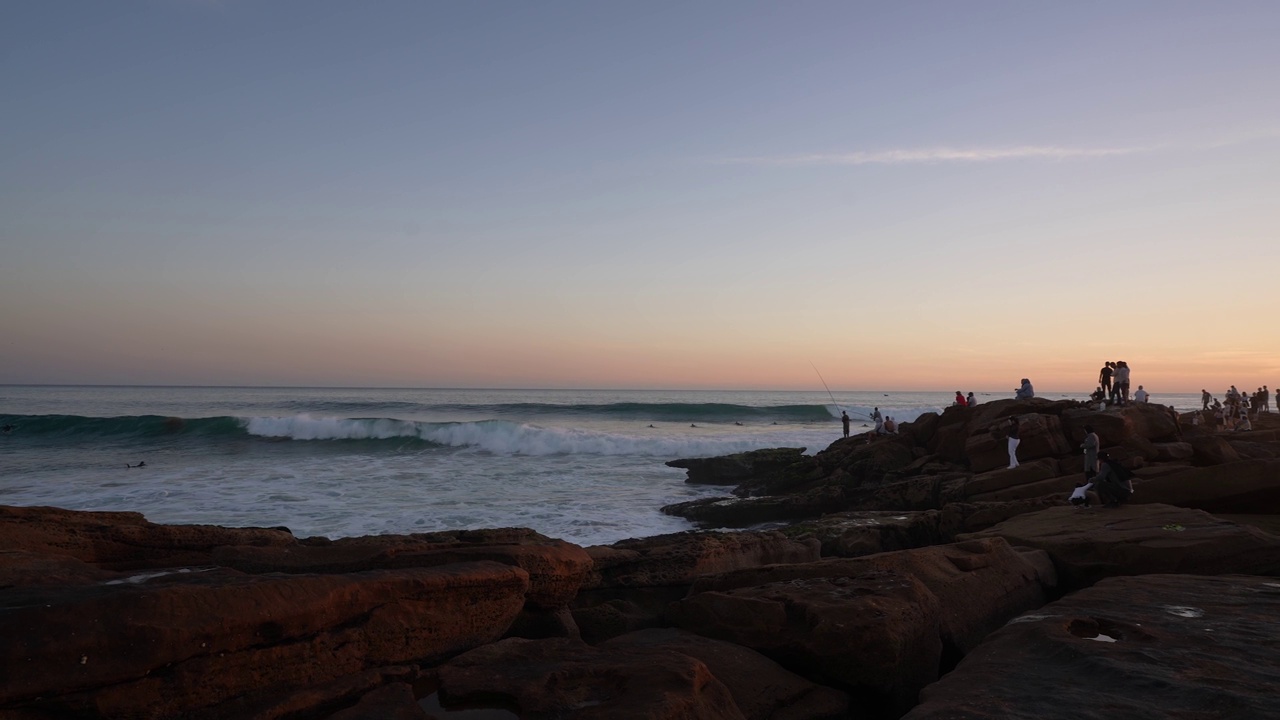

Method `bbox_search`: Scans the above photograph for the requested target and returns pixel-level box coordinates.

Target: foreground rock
[961,503,1280,591]
[669,537,1054,716]
[903,574,1280,719]
[1,563,529,719]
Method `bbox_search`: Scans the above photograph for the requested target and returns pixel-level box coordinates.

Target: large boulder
[961,504,1280,591]
[965,413,1072,473]
[604,629,850,720]
[669,569,943,717]
[670,538,1054,715]
[903,574,1280,720]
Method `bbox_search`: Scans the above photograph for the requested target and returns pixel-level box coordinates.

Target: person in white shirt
[1133,386,1149,403]
[1070,482,1094,508]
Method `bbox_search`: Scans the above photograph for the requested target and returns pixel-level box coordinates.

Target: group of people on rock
[1092,361,1133,405]
[952,391,978,407]
[1199,385,1270,430]
[871,407,898,435]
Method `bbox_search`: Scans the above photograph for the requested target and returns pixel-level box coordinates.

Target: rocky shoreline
[3,398,1279,719]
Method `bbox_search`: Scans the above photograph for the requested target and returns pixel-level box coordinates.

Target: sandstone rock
[582,531,821,590]
[1131,459,1280,514]
[687,537,1053,658]
[662,486,846,528]
[214,528,591,609]
[967,472,1082,503]
[965,413,1072,473]
[962,458,1060,496]
[666,448,814,493]
[960,504,1280,591]
[604,629,850,720]
[782,510,964,558]
[669,570,942,717]
[1,563,528,718]
[323,683,430,720]
[903,574,1280,720]
[1187,434,1241,466]
[437,637,746,720]
[0,505,294,571]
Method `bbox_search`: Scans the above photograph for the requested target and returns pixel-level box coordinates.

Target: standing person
[1099,362,1114,398]
[1115,362,1131,405]
[1007,418,1021,469]
[841,411,851,438]
[1264,386,1271,413]
[954,391,967,407]
[967,392,977,407]
[1202,389,1212,411]
[1081,425,1099,480]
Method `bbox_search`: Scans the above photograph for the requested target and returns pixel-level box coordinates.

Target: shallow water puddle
[1162,605,1204,618]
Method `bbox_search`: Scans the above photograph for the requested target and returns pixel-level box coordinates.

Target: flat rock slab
[583,530,820,590]
[437,636,747,720]
[960,504,1280,591]
[903,574,1280,720]
[1131,458,1280,514]
[782,510,964,558]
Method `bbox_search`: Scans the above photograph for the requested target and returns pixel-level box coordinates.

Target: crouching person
[1093,452,1134,507]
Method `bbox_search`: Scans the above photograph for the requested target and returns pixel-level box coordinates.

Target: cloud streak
[720,145,1147,166]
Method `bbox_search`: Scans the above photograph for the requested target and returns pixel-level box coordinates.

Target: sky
[2,1,1278,392]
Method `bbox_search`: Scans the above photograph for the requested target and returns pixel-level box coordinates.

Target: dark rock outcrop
[903,574,1280,720]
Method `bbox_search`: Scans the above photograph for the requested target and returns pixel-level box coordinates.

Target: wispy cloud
[719,145,1146,166]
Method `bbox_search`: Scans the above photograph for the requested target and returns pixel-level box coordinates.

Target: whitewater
[0,386,1204,545]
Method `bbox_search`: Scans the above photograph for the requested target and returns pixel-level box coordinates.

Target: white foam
[242,414,840,458]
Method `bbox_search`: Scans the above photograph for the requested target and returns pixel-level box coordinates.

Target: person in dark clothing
[1093,453,1133,507]
[1099,363,1114,397]
[841,411,851,438]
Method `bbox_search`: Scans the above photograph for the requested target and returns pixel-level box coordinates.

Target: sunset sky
[3,1,1278,392]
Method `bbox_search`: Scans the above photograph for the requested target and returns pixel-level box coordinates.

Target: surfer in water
[126,461,146,468]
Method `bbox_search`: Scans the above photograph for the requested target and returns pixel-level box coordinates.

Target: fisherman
[841,411,851,438]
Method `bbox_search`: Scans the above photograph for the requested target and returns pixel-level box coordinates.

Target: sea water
[0,386,1204,546]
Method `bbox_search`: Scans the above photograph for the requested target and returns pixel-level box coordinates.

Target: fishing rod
[810,362,871,420]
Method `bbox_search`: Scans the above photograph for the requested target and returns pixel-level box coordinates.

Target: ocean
[0,386,1206,546]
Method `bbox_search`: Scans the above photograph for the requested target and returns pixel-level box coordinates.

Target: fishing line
[810,362,870,420]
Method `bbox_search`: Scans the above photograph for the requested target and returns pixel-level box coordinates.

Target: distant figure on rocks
[1264,386,1271,413]
[1202,389,1212,410]
[1090,386,1106,403]
[1133,385,1149,403]
[1237,414,1253,432]
[1006,418,1021,469]
[841,411,851,438]
[885,417,898,434]
[1081,425,1099,480]
[871,407,882,423]
[967,392,977,407]
[874,414,886,435]
[1093,453,1133,507]
[1014,378,1035,400]
[954,391,967,407]
[1099,362,1114,397]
